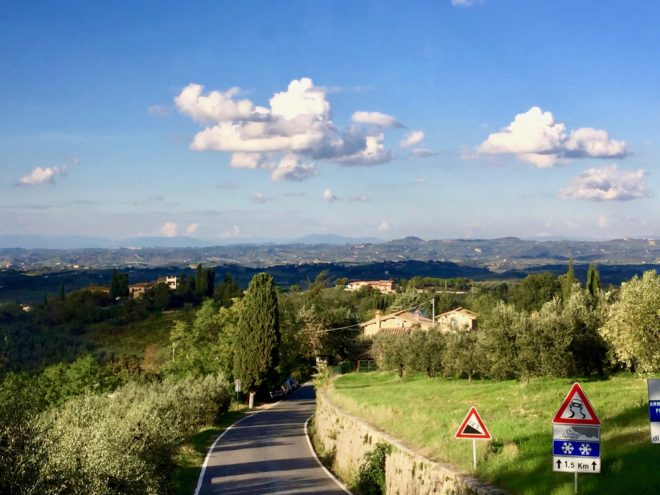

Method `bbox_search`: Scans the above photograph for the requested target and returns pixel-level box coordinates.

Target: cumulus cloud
[338,133,393,166]
[18,166,67,187]
[160,221,178,237]
[323,189,338,202]
[400,130,425,148]
[185,223,199,235]
[271,154,316,182]
[377,221,390,233]
[559,164,649,201]
[175,77,401,181]
[477,106,628,167]
[352,111,400,128]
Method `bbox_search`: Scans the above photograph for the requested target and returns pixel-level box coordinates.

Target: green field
[328,372,660,495]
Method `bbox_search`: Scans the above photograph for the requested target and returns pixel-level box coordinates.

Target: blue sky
[1,0,659,242]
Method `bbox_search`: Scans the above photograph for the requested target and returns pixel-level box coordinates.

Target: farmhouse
[436,307,478,332]
[346,280,396,294]
[361,309,435,337]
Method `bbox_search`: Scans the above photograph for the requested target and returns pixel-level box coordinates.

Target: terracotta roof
[376,327,412,336]
[437,307,478,320]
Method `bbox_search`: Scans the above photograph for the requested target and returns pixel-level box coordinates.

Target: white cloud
[410,148,437,158]
[400,130,424,148]
[221,225,240,238]
[176,77,407,180]
[377,221,390,233]
[271,154,316,182]
[229,152,270,169]
[270,78,330,120]
[147,105,169,117]
[160,221,178,237]
[338,133,393,166]
[415,177,428,184]
[185,223,199,235]
[175,83,256,123]
[477,106,628,167]
[564,128,627,159]
[250,192,270,204]
[597,215,608,228]
[352,111,400,128]
[18,166,67,187]
[347,195,370,202]
[323,189,338,202]
[560,164,649,201]
[451,0,483,6]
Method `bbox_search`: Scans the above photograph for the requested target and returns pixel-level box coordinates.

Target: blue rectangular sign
[553,440,600,458]
[650,400,660,422]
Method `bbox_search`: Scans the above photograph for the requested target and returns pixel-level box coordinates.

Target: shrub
[33,373,231,494]
[354,442,392,495]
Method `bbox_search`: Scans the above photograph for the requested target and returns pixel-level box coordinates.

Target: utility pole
[431,297,435,322]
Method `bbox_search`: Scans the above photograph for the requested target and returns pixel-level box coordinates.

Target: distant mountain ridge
[1,236,658,270]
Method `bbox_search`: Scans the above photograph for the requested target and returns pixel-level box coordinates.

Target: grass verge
[328,372,660,495]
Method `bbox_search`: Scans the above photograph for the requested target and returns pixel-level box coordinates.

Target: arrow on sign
[556,459,562,470]
[592,461,597,471]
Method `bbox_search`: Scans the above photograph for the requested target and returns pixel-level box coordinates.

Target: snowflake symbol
[561,442,574,455]
[579,443,592,456]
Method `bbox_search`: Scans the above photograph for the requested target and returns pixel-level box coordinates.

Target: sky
[1,0,659,243]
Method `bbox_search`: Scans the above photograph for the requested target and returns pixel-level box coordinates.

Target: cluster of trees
[0,371,230,494]
[372,268,660,380]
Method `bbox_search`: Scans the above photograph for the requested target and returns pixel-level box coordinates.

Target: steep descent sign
[455,406,491,440]
[553,382,601,426]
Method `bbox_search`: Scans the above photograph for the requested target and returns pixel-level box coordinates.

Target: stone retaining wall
[314,390,508,495]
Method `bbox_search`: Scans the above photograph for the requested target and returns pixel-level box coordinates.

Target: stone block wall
[314,390,508,495]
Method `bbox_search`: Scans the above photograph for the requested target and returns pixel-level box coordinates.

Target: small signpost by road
[649,379,660,444]
[234,378,242,402]
[552,383,601,494]
[455,406,491,470]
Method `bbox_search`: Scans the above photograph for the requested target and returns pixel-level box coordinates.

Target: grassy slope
[328,372,660,495]
[83,311,177,359]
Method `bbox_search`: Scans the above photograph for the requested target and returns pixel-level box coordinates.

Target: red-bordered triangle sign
[553,382,601,425]
[455,406,491,439]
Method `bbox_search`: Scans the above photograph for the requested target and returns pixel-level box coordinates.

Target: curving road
[194,384,350,495]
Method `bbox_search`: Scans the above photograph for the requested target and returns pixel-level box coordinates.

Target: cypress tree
[586,264,600,297]
[205,268,215,298]
[560,259,577,302]
[233,272,280,391]
[195,264,207,296]
[110,269,120,299]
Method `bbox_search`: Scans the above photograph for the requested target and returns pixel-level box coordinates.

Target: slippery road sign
[553,382,601,426]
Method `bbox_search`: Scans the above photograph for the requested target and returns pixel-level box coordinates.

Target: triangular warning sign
[553,382,601,425]
[455,406,491,439]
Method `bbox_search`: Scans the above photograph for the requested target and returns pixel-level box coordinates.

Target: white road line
[193,413,252,495]
[304,416,353,494]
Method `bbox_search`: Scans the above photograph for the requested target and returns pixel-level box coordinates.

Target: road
[194,384,350,495]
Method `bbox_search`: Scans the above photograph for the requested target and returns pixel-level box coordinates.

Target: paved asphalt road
[195,384,349,495]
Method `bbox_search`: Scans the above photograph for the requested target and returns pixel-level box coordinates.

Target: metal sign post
[649,379,660,443]
[455,406,491,471]
[234,378,242,403]
[552,383,601,493]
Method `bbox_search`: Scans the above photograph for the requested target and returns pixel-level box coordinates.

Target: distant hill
[291,234,382,245]
[1,236,658,270]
